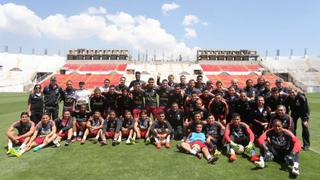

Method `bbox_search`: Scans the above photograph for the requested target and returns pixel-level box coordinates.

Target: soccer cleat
[80,139,86,145]
[65,139,71,146]
[165,142,170,149]
[254,160,265,168]
[145,138,151,145]
[92,139,98,144]
[229,153,237,162]
[196,153,203,159]
[176,144,184,152]
[6,148,13,155]
[292,166,300,176]
[130,138,136,145]
[100,140,108,145]
[112,140,117,146]
[33,146,41,152]
[208,156,219,164]
[156,142,161,149]
[251,155,260,162]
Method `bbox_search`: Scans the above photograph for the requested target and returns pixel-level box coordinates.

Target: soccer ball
[235,145,245,154]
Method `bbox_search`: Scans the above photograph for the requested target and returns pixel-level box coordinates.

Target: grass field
[0,93,320,180]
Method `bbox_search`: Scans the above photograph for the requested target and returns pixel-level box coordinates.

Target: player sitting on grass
[177,123,218,164]
[11,113,57,157]
[6,112,35,155]
[150,112,173,149]
[117,111,135,145]
[134,110,152,144]
[72,104,90,141]
[254,119,302,176]
[81,111,104,144]
[101,110,122,146]
[54,111,73,146]
[204,115,225,155]
[224,113,259,162]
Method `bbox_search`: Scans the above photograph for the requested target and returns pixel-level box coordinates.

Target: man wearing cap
[43,76,63,120]
[75,81,91,111]
[129,71,146,90]
[275,79,289,95]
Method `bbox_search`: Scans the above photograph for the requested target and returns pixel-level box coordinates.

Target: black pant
[262,143,300,163]
[172,125,183,140]
[44,106,59,120]
[30,111,43,125]
[292,115,310,147]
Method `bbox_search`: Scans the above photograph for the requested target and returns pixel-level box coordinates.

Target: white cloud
[161,3,180,15]
[184,28,197,39]
[87,6,107,14]
[0,3,41,37]
[0,3,198,60]
[183,15,199,26]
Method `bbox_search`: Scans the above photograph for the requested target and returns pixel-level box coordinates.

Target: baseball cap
[275,79,283,83]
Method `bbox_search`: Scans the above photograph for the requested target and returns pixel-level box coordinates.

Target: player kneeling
[54,111,73,146]
[150,112,173,149]
[81,111,104,144]
[204,115,225,156]
[101,110,122,146]
[224,113,259,162]
[134,110,152,144]
[177,123,218,164]
[12,113,57,157]
[254,119,301,176]
[6,112,35,155]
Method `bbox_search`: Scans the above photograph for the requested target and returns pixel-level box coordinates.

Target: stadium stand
[0,53,65,92]
[261,56,320,92]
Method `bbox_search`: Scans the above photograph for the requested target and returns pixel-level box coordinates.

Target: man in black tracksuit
[165,102,184,140]
[43,76,63,120]
[285,89,310,150]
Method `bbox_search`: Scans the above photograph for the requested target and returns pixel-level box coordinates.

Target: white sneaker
[292,166,300,176]
[254,160,265,168]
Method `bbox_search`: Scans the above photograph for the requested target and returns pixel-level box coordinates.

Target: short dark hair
[20,112,29,117]
[231,113,240,119]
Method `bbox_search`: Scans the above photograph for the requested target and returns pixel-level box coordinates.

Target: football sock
[154,137,159,143]
[79,131,83,137]
[166,136,170,143]
[293,162,299,168]
[38,143,46,149]
[73,132,77,137]
[190,149,197,155]
[8,140,13,149]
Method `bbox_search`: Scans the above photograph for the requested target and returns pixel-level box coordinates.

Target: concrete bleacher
[0,53,65,92]
[261,56,320,92]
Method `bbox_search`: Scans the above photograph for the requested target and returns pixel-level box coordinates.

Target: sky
[0,0,319,59]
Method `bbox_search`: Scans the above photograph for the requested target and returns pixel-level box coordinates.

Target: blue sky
[0,0,319,58]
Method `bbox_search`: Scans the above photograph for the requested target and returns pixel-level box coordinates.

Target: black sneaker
[176,144,184,152]
[208,156,219,164]
[302,146,310,151]
[112,140,116,146]
[65,139,71,146]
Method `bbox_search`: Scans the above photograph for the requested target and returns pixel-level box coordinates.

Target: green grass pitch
[0,93,320,180]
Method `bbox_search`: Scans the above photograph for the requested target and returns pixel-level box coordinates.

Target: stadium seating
[200,64,262,72]
[63,64,127,72]
[40,74,122,89]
